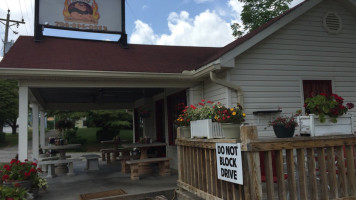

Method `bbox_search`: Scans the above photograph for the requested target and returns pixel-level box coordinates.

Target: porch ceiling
[30,87,164,111]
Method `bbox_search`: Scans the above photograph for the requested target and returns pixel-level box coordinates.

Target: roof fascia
[219,0,323,66]
[0,68,192,80]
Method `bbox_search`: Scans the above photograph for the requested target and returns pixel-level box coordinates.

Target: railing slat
[317,147,329,200]
[275,150,287,200]
[307,148,318,200]
[326,147,338,199]
[264,151,274,200]
[345,145,356,196]
[211,149,218,196]
[206,148,212,194]
[286,149,298,200]
[335,146,347,198]
[296,148,308,200]
[242,153,251,200]
[247,152,262,200]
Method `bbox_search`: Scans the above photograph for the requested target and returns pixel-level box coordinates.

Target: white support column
[32,103,39,161]
[18,86,29,161]
[40,110,46,148]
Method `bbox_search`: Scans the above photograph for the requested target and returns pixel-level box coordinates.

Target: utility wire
[22,0,33,35]
[18,0,29,35]
[125,0,138,21]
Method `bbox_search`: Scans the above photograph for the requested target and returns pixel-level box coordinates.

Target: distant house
[0,0,355,167]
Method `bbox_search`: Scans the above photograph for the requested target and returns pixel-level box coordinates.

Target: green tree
[231,0,292,38]
[87,110,132,142]
[0,80,18,134]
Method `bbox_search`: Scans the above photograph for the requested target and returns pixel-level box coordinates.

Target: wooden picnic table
[122,142,166,174]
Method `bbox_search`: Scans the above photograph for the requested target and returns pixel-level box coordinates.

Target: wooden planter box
[297,114,354,136]
[190,119,223,139]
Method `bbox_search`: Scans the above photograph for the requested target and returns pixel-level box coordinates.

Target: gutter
[209,70,244,108]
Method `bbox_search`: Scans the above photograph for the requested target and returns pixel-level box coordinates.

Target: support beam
[32,103,39,161]
[18,86,28,161]
[40,110,45,148]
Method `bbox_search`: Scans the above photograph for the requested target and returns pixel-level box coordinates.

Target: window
[303,80,332,100]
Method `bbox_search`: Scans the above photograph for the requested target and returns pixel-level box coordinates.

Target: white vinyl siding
[227,0,356,136]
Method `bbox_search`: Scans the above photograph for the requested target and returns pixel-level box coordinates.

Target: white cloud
[129,10,235,47]
[130,20,158,44]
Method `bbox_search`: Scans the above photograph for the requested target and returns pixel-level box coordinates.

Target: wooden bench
[126,157,171,180]
[81,154,101,171]
[38,159,80,178]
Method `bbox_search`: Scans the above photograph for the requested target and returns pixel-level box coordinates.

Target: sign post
[216,143,243,185]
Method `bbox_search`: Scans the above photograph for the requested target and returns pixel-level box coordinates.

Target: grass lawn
[0,129,33,149]
[76,128,133,152]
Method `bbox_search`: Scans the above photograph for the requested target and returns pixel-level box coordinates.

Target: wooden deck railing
[176,126,356,200]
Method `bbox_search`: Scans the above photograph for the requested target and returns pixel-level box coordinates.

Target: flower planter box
[190,119,223,139]
[221,123,241,139]
[297,114,354,136]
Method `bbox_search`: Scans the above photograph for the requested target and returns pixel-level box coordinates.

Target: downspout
[210,71,244,108]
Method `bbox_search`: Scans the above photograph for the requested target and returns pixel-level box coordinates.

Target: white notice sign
[216,143,243,185]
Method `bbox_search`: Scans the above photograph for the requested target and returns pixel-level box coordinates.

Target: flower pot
[190,119,223,139]
[179,126,191,138]
[273,125,295,138]
[298,114,353,136]
[221,123,241,139]
[2,179,32,190]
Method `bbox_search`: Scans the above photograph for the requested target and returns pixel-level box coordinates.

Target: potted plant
[304,93,354,123]
[301,93,354,136]
[212,103,246,138]
[269,115,298,138]
[178,99,246,139]
[174,103,191,138]
[1,159,42,191]
[0,185,28,200]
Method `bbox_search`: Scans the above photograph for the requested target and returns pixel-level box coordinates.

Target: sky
[0,0,303,60]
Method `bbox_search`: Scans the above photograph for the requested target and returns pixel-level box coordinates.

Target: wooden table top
[122,142,166,148]
[42,144,81,150]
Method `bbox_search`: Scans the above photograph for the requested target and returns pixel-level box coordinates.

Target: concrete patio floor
[36,154,178,200]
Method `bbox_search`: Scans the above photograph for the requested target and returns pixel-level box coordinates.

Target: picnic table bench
[38,159,81,178]
[100,148,131,164]
[126,157,171,180]
[81,154,101,171]
[38,155,71,172]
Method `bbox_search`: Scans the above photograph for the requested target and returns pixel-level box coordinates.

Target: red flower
[31,162,37,167]
[347,103,354,109]
[24,172,30,177]
[2,174,9,180]
[30,168,37,174]
[320,93,327,97]
[6,198,14,200]
[4,165,11,171]
[14,183,21,187]
[10,159,17,164]
[207,100,213,104]
[201,99,205,102]
[198,102,205,106]
[190,105,197,109]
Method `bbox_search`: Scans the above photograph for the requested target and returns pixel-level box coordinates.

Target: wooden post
[240,125,261,200]
[240,125,258,151]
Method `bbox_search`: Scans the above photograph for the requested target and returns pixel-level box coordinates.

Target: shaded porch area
[36,154,178,200]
